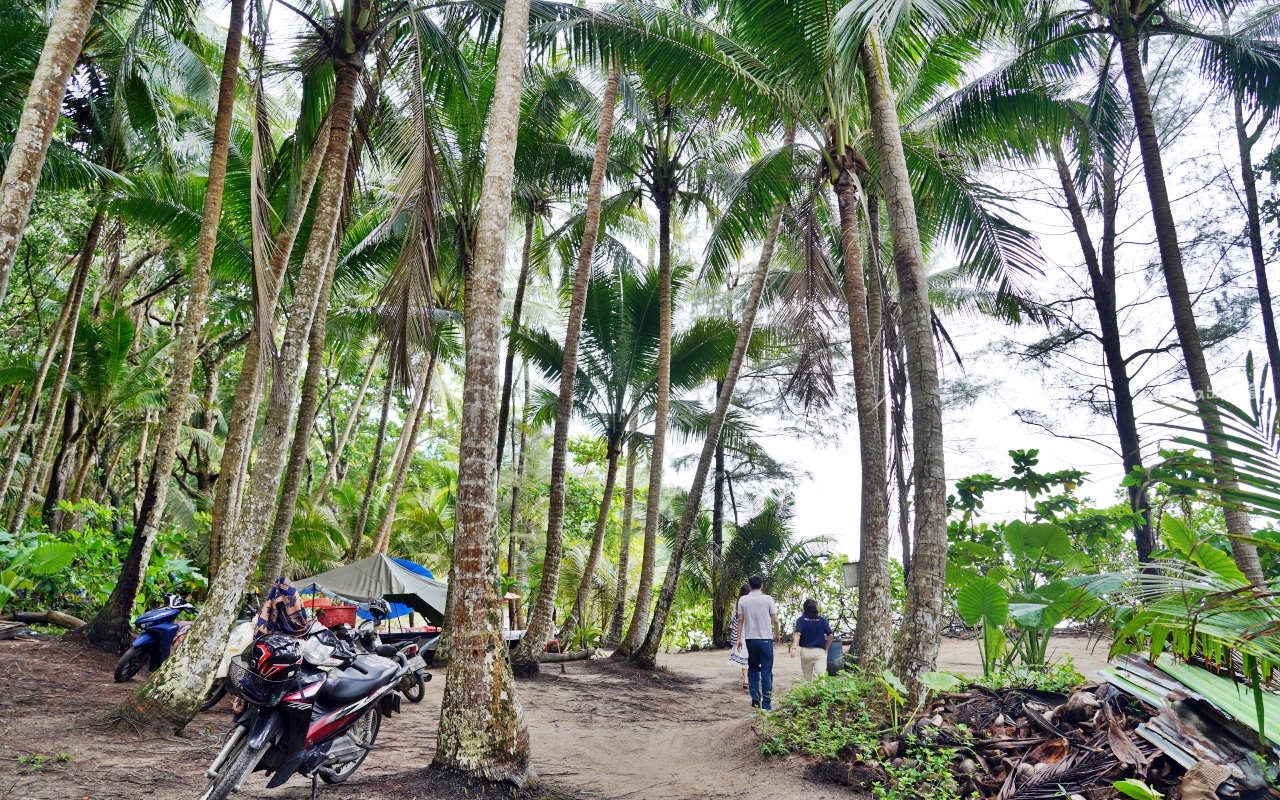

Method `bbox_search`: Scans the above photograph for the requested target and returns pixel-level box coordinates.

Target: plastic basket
[226,659,297,706]
[317,605,357,628]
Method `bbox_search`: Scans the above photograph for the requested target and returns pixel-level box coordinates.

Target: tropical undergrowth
[761,669,964,800]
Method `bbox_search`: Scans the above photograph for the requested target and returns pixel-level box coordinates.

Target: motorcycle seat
[317,655,400,703]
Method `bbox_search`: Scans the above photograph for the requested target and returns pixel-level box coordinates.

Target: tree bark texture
[495,215,535,466]
[510,64,620,673]
[835,169,892,671]
[259,246,339,587]
[83,0,248,651]
[1053,146,1153,561]
[11,212,101,532]
[629,189,784,670]
[557,442,621,641]
[0,0,100,308]
[208,117,332,578]
[372,346,437,554]
[860,31,948,701]
[433,0,533,782]
[603,430,638,648]
[110,42,361,725]
[1118,36,1264,585]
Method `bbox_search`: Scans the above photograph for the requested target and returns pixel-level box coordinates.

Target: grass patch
[970,657,1085,693]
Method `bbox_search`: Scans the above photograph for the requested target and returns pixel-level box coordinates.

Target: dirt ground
[0,633,1110,800]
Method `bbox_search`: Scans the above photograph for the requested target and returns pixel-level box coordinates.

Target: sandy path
[0,634,1108,800]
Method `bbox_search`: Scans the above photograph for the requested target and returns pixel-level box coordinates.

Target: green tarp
[299,553,448,624]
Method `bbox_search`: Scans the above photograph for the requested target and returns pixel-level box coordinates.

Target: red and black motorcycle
[196,633,407,800]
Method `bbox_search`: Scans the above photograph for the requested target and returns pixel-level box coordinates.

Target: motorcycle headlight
[301,636,335,666]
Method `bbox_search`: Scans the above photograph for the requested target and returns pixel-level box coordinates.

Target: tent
[298,553,448,624]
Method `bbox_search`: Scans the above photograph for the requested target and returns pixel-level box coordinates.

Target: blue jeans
[745,639,774,709]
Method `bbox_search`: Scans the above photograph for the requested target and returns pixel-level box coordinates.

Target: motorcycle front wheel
[320,707,381,784]
[113,646,148,682]
[197,734,267,800]
[199,678,227,712]
[399,670,425,703]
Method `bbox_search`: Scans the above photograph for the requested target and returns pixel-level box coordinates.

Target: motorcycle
[115,594,257,713]
[114,594,195,682]
[331,600,433,704]
[197,633,407,800]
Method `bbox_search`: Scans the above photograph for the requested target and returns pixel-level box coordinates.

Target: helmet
[368,598,391,619]
[250,634,303,681]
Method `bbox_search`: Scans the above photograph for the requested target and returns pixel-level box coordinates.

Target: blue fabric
[746,638,774,709]
[355,602,412,621]
[391,558,434,579]
[795,616,832,649]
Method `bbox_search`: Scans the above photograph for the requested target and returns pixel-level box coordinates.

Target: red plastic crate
[316,605,357,628]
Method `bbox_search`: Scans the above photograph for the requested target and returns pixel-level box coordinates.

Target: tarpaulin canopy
[298,553,448,624]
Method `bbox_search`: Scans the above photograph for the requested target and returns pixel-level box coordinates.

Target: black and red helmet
[250,634,302,680]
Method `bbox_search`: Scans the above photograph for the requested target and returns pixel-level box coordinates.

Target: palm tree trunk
[629,183,785,670]
[1053,145,1153,561]
[42,396,82,528]
[557,440,621,641]
[84,0,248,651]
[511,64,621,674]
[315,341,379,498]
[603,429,638,648]
[208,116,332,579]
[109,41,361,726]
[433,0,533,782]
[11,211,101,532]
[1234,96,1280,406]
[1118,35,1263,585]
[618,196,675,659]
[506,365,528,581]
[0,0,100,308]
[860,30,947,701]
[711,414,727,649]
[0,253,78,506]
[834,167,892,671]
[372,346,437,554]
[259,247,339,587]
[496,215,535,465]
[346,374,393,561]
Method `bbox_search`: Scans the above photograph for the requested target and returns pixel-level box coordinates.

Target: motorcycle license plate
[407,655,426,671]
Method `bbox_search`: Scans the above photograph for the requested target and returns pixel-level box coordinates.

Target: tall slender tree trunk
[1233,95,1280,405]
[1053,145,1153,561]
[42,396,82,527]
[259,248,339,587]
[860,31,947,700]
[496,215,535,465]
[834,165,892,670]
[630,179,786,669]
[207,117,332,577]
[11,212,101,532]
[603,429,638,648]
[0,0,100,308]
[433,0,533,782]
[557,441,621,641]
[109,32,364,725]
[506,363,528,581]
[1117,35,1263,585]
[84,0,248,651]
[346,375,393,561]
[315,341,379,498]
[618,197,675,659]
[711,410,727,649]
[511,64,620,674]
[372,346,437,554]
[0,246,79,505]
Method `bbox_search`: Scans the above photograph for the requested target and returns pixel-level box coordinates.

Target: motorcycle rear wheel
[199,678,227,712]
[197,734,266,800]
[113,646,148,682]
[320,707,380,784]
[399,670,425,703]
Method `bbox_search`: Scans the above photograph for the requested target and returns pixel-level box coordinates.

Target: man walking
[735,575,779,709]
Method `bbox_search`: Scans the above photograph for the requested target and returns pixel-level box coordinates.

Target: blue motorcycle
[114,593,196,683]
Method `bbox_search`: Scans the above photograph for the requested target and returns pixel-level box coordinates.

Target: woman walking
[727,583,750,688]
[790,598,834,680]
